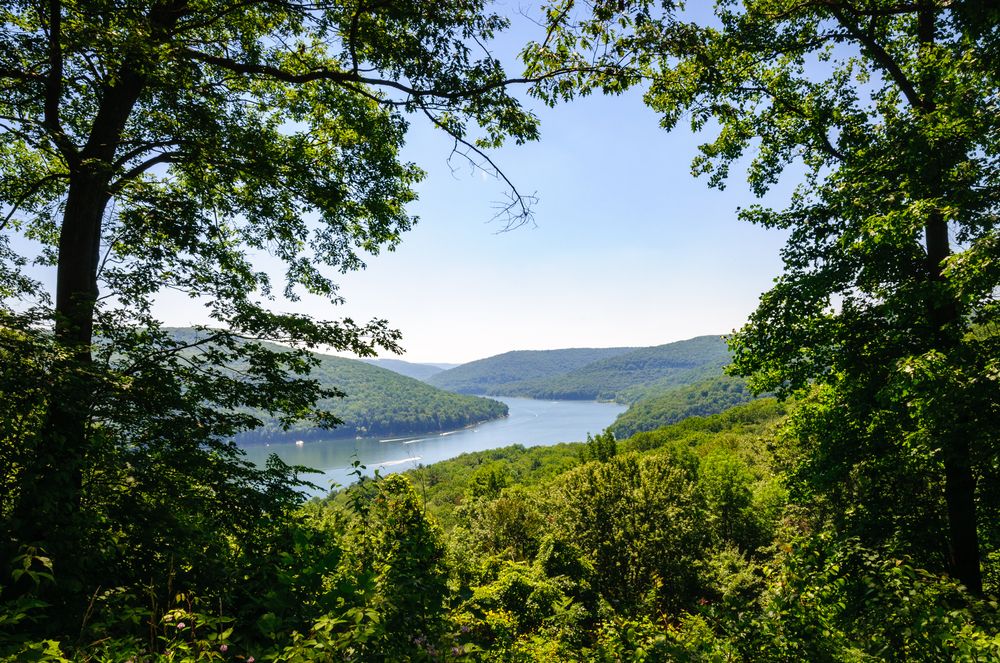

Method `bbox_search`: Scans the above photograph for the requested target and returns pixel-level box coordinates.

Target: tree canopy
[0,0,546,619]
[525,0,1000,593]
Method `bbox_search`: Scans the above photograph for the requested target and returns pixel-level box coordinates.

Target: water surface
[240,396,626,495]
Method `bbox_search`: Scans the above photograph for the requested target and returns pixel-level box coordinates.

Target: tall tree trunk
[917,3,983,595]
[11,173,109,587]
[925,211,982,594]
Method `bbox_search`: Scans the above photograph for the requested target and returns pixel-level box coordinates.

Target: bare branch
[419,104,536,229]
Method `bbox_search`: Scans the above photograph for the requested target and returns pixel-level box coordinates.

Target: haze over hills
[360,357,454,381]
[429,335,730,403]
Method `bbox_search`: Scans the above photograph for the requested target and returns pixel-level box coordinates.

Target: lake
[239,396,627,496]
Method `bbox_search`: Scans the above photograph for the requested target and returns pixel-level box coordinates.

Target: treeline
[430,336,729,403]
[10,399,997,660]
[611,374,759,438]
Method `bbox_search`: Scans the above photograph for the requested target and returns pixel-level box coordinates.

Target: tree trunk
[11,173,108,587]
[917,3,983,596]
[943,437,983,594]
[924,212,982,594]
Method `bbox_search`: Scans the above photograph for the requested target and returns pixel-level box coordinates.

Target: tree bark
[10,173,109,585]
[917,3,983,595]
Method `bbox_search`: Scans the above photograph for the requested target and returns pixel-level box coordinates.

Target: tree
[526,1,999,593]
[341,474,450,658]
[556,452,707,614]
[0,0,545,604]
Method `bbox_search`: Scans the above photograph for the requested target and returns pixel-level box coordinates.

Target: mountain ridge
[162,328,509,441]
[428,335,729,404]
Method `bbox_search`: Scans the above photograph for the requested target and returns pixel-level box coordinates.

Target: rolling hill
[163,329,508,442]
[360,357,451,381]
[245,351,508,442]
[429,335,730,403]
[610,374,760,438]
[426,347,636,394]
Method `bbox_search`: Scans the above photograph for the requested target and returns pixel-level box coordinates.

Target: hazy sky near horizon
[152,8,796,364]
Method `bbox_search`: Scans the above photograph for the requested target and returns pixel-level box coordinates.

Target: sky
[12,5,797,365]
[304,92,792,364]
[151,8,795,364]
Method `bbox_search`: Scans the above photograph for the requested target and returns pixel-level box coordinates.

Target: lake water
[239,396,627,496]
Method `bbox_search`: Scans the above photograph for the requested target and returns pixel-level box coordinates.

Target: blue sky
[309,89,792,364]
[155,9,796,364]
[12,5,797,364]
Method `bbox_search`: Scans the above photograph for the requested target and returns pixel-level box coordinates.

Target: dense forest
[427,347,637,395]
[2,0,998,661]
[611,375,758,438]
[430,336,729,403]
[225,343,509,441]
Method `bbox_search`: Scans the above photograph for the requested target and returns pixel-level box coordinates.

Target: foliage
[745,534,1000,662]
[6,395,998,660]
[456,487,546,563]
[555,452,708,615]
[430,335,729,402]
[525,0,1000,594]
[580,429,617,463]
[336,474,451,660]
[613,375,758,438]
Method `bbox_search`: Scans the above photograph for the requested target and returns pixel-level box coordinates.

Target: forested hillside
[612,374,759,437]
[511,335,730,401]
[432,335,731,402]
[428,346,635,394]
[245,350,508,441]
[160,328,508,441]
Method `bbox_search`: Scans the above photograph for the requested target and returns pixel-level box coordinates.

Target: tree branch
[736,85,847,162]
[181,47,592,103]
[0,173,68,232]
[42,0,77,161]
[109,151,186,192]
[828,3,924,109]
[0,68,43,82]
[419,104,536,229]
[113,139,186,170]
